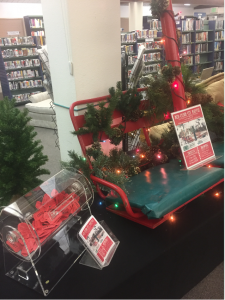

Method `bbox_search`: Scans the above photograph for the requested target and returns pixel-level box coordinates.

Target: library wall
[121,18,129,32]
[0,18,25,37]
[41,0,121,161]
[0,3,42,18]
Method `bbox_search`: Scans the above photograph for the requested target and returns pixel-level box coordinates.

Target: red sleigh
[69,88,224,229]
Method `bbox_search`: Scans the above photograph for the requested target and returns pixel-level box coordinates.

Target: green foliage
[0,98,50,205]
[109,83,144,122]
[64,142,143,194]
[142,74,174,122]
[181,64,206,95]
[72,94,118,142]
[202,103,224,138]
[161,64,181,83]
[151,0,169,18]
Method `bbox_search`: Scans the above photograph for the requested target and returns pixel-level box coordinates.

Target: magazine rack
[78,220,120,270]
[0,168,94,297]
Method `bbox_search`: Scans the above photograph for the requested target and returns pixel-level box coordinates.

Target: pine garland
[151,0,170,19]
[0,98,50,205]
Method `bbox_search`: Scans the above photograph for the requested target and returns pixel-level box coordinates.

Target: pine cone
[91,141,101,150]
[129,109,144,122]
[185,92,192,101]
[172,66,181,76]
[112,127,123,137]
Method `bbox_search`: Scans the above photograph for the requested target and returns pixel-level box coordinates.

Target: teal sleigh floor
[106,159,224,219]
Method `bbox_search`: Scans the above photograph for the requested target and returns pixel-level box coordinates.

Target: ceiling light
[184,4,191,6]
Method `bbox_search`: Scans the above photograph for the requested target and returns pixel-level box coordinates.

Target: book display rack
[121,23,164,88]
[176,17,224,74]
[24,15,46,46]
[0,36,44,105]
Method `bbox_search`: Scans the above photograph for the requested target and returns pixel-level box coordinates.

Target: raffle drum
[0,169,94,296]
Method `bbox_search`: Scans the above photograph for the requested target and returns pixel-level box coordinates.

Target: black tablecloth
[0,183,223,299]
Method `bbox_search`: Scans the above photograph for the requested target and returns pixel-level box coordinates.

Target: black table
[0,182,223,299]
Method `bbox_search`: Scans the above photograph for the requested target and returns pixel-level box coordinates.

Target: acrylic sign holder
[78,220,120,270]
[0,168,94,297]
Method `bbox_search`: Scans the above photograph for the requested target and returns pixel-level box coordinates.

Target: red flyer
[171,104,216,170]
[78,216,115,267]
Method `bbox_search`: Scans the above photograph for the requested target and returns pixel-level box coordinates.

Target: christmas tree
[0,98,50,205]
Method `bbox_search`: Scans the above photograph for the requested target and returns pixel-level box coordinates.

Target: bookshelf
[121,27,164,88]
[0,36,44,105]
[176,17,224,74]
[24,15,46,46]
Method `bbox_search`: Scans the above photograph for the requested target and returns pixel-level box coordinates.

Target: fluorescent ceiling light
[184,3,191,5]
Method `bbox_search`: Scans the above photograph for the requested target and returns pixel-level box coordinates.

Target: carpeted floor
[12,105,225,299]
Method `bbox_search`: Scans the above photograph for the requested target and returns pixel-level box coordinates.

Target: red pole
[160,0,187,112]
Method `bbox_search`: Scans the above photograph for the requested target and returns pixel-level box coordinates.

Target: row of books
[195,55,200,64]
[137,41,162,50]
[7,69,39,80]
[29,18,44,28]
[195,43,208,53]
[182,45,191,54]
[136,30,158,39]
[196,20,204,31]
[149,20,161,30]
[121,33,136,43]
[35,36,46,47]
[182,19,194,31]
[4,58,40,70]
[215,20,224,30]
[196,32,208,42]
[31,31,45,37]
[9,79,43,91]
[122,45,134,54]
[2,48,38,58]
[142,63,160,74]
[182,33,191,44]
[14,91,41,103]
[215,31,224,40]
[214,41,223,50]
[214,61,223,70]
[143,52,161,62]
[214,52,222,60]
[0,36,34,46]
[183,56,193,65]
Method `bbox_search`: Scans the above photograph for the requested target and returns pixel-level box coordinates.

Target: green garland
[73,81,145,146]
[69,64,223,193]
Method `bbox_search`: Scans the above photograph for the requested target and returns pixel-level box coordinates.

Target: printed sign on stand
[78,216,118,268]
[171,104,216,170]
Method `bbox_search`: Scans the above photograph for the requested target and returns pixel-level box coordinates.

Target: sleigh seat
[70,89,224,229]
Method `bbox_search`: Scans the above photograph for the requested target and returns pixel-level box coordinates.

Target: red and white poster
[171,104,215,170]
[78,216,115,266]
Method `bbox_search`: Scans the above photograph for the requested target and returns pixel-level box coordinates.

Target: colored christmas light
[173,82,178,89]
[170,215,174,221]
[157,154,161,159]
[115,203,119,208]
[117,170,121,173]
[136,149,140,152]
[187,100,191,104]
[141,155,145,158]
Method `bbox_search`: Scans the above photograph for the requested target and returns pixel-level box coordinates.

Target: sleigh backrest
[69,87,156,157]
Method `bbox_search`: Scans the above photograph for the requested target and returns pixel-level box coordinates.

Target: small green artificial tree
[0,98,50,205]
